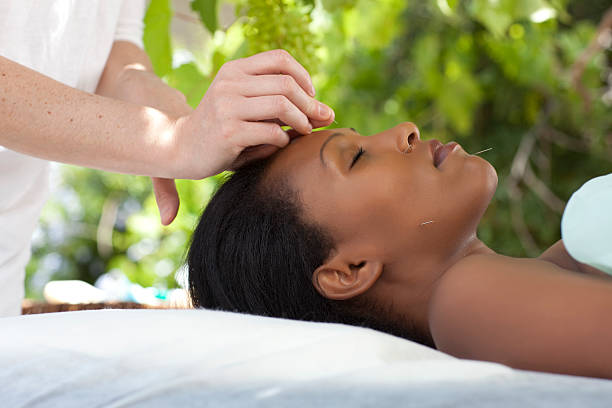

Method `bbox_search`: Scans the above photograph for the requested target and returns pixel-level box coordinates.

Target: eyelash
[350,146,364,169]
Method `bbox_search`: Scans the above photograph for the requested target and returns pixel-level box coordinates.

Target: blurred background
[25,0,611,300]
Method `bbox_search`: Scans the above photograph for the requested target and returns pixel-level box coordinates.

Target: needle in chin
[471,147,493,156]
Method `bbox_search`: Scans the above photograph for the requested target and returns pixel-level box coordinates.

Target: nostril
[407,132,416,146]
[397,127,419,153]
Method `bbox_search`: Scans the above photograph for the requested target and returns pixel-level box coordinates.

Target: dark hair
[187,159,434,346]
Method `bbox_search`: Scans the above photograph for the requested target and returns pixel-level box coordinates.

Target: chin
[479,157,498,197]
[464,155,498,214]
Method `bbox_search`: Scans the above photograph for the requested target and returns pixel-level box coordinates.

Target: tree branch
[571,6,612,111]
[523,164,566,214]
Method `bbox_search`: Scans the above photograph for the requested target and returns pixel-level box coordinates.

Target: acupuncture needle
[472,147,493,155]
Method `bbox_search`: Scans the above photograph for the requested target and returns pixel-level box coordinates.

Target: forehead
[266,128,351,183]
[264,128,358,240]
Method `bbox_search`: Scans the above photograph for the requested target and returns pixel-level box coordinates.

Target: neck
[458,235,496,258]
[386,235,496,347]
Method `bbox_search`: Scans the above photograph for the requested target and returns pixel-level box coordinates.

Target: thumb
[152,177,180,225]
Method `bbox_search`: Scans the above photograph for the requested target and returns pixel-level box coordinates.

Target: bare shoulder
[428,253,612,378]
[427,254,532,359]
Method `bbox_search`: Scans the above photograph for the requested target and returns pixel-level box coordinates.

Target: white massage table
[1,309,611,407]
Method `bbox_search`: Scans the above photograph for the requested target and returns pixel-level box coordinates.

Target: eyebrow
[319,132,343,167]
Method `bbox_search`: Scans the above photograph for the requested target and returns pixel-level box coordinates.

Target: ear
[312,253,383,300]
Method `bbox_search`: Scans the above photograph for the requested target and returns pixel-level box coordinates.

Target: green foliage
[191,0,219,33]
[143,0,173,76]
[321,0,356,11]
[469,0,560,37]
[26,0,611,298]
[165,62,211,107]
[242,0,319,73]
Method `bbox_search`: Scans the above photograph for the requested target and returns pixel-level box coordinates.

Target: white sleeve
[114,0,146,49]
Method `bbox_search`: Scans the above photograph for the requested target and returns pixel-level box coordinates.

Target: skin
[265,123,612,379]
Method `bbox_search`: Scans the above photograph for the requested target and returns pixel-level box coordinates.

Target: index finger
[236,49,316,97]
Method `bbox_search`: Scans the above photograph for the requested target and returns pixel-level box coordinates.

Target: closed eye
[350,146,364,169]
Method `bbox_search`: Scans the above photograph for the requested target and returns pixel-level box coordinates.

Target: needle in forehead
[319,132,343,167]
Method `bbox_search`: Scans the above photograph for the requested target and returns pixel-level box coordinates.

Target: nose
[394,122,421,153]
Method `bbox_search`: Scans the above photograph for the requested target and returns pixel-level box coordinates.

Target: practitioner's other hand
[102,64,192,226]
[170,49,335,178]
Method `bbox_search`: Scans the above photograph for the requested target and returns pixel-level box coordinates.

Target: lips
[431,141,459,168]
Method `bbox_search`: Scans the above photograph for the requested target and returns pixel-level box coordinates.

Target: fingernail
[319,104,332,119]
[309,84,316,97]
[307,124,313,133]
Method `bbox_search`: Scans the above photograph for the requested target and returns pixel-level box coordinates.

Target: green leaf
[191,0,219,34]
[165,63,211,108]
[143,0,173,77]
[469,0,514,37]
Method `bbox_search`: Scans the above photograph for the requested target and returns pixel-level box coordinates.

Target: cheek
[355,161,443,225]
[322,179,409,244]
[356,175,427,235]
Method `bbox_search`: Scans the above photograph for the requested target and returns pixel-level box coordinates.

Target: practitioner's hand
[169,49,335,178]
[101,47,333,225]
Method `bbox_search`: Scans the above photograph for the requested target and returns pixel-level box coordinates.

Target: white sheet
[1,309,611,407]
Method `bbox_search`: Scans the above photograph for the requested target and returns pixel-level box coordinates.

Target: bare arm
[0,54,176,177]
[1,48,335,180]
[95,42,189,118]
[429,254,612,379]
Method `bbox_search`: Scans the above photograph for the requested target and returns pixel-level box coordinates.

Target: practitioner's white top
[0,0,145,317]
[561,173,612,275]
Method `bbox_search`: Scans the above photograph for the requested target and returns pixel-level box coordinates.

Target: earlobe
[312,256,383,300]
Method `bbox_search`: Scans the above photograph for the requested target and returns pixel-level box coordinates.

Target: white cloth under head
[2,309,612,407]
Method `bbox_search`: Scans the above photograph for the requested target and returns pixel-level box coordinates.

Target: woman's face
[265,122,497,304]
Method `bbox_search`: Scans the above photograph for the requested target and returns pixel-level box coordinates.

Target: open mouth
[430,140,459,168]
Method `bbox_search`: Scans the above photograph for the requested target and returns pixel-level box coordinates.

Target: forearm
[96,40,154,98]
[96,41,192,118]
[0,55,177,177]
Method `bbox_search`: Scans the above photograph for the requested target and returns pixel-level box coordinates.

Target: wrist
[156,114,196,179]
[141,107,183,179]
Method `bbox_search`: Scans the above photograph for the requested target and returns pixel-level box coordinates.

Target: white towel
[561,173,612,274]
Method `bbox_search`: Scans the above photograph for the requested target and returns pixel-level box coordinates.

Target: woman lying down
[187,122,612,379]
